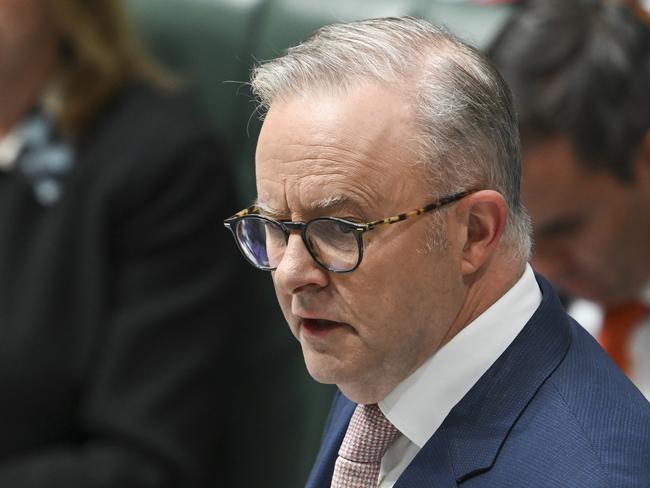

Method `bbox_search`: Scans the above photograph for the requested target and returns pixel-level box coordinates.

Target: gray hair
[251,16,532,262]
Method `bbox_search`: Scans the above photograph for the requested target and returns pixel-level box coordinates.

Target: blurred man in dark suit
[489,0,650,398]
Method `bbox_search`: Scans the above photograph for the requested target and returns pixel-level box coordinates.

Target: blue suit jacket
[306,276,650,487]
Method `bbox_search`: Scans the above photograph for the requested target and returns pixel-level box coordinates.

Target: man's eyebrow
[254,195,357,219]
[308,194,354,212]
[253,200,285,219]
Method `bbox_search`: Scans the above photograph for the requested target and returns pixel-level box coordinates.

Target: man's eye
[336,223,356,234]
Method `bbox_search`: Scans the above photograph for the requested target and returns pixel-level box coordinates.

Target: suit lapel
[393,429,458,487]
[306,276,572,487]
[396,275,572,485]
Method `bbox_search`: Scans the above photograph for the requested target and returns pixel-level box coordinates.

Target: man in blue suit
[224,17,650,487]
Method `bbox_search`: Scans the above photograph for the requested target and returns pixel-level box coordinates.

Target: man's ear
[454,190,508,275]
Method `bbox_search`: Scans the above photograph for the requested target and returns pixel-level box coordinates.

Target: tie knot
[338,403,401,464]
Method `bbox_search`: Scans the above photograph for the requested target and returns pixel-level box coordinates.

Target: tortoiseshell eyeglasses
[223,189,478,273]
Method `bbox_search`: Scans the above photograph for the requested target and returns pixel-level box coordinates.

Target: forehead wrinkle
[299,170,386,214]
[266,147,379,179]
[261,152,386,205]
[308,141,378,166]
[258,172,384,220]
[257,106,418,217]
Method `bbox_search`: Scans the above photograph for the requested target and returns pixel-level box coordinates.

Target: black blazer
[0,85,246,487]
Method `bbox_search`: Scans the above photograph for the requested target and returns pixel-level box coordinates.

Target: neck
[442,257,526,347]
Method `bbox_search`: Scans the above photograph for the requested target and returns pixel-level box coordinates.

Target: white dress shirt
[0,124,24,171]
[376,264,542,487]
[0,82,60,172]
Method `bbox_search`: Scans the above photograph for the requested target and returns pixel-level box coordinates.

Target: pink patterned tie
[330,403,401,488]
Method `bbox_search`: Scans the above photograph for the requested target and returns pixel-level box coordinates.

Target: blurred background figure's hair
[488,0,650,181]
[47,0,174,135]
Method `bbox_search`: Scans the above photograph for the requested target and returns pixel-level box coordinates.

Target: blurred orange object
[599,302,650,374]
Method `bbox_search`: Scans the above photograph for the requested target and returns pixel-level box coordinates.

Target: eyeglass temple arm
[364,189,479,231]
[225,204,259,222]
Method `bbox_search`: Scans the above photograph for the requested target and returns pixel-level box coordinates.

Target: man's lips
[300,318,348,336]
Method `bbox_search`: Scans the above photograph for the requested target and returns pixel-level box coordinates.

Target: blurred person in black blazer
[0,0,245,486]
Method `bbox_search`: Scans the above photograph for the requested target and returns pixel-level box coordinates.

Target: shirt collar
[0,81,62,173]
[0,126,25,172]
[379,263,542,448]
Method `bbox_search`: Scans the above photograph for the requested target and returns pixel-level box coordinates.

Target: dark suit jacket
[306,276,650,487]
[0,85,248,487]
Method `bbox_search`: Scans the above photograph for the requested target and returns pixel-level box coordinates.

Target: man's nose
[272,233,329,294]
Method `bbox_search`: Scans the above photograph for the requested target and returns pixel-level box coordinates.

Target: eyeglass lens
[233,217,359,272]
